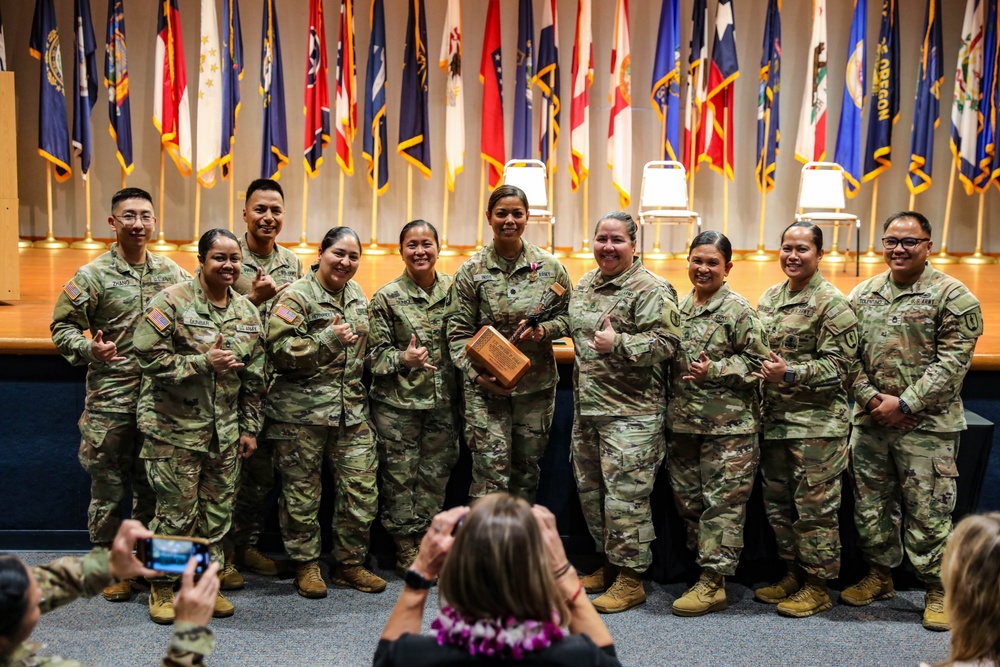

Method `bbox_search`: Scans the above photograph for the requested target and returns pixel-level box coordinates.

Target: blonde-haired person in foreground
[922,513,1000,667]
[375,493,622,666]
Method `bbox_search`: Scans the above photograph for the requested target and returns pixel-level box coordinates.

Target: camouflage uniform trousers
[849,425,959,583]
[462,384,557,502]
[228,438,275,548]
[143,434,240,580]
[372,402,459,539]
[78,410,155,545]
[760,436,848,579]
[666,433,759,576]
[571,413,664,571]
[268,420,378,565]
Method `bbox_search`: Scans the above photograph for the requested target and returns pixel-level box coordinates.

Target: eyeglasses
[112,213,156,226]
[881,237,930,250]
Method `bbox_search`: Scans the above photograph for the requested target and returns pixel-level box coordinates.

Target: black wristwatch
[783,368,796,384]
[404,568,436,590]
[898,398,912,415]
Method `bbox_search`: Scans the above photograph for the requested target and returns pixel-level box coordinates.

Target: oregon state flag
[480,0,504,188]
[651,0,681,162]
[833,0,866,197]
[755,0,780,193]
[862,0,899,182]
[104,0,133,175]
[702,0,739,179]
[220,0,243,179]
[260,0,288,180]
[304,0,330,177]
[398,0,431,178]
[30,0,72,182]
[907,0,943,195]
[364,0,389,194]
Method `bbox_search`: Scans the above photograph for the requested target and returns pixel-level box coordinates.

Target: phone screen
[144,537,210,574]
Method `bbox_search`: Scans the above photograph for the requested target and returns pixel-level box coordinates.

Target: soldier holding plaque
[446,185,572,502]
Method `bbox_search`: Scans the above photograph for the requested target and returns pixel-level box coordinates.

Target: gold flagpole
[407,165,413,222]
[71,175,106,249]
[570,177,593,258]
[645,115,670,260]
[440,172,460,256]
[227,165,235,232]
[860,177,883,263]
[337,170,345,227]
[546,72,562,257]
[746,104,776,262]
[684,104,698,258]
[722,103,741,260]
[367,143,390,255]
[34,163,69,248]
[180,182,202,252]
[465,162,486,256]
[930,158,959,264]
[293,172,315,257]
[960,190,995,264]
[149,146,177,251]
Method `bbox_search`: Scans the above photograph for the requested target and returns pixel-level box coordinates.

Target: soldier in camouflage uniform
[752,222,859,618]
[666,231,770,617]
[50,187,190,603]
[842,211,982,632]
[225,179,304,585]
[265,227,385,598]
[133,229,266,624]
[446,185,571,502]
[0,520,217,666]
[569,213,682,614]
[368,221,458,576]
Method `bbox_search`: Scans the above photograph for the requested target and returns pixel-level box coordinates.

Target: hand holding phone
[140,536,211,575]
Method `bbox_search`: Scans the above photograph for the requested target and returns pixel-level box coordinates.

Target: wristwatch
[898,398,912,415]
[404,568,436,590]
[783,368,796,384]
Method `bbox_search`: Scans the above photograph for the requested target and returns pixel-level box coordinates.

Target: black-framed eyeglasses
[112,213,156,226]
[881,237,930,250]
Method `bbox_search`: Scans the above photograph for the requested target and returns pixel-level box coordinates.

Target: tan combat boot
[218,563,245,591]
[581,559,620,595]
[672,570,727,617]
[840,564,895,606]
[592,567,646,613]
[754,563,803,603]
[295,561,328,599]
[777,575,833,618]
[331,564,387,593]
[149,583,176,625]
[394,536,419,577]
[103,578,135,602]
[235,545,280,576]
[213,592,235,618]
[922,583,950,632]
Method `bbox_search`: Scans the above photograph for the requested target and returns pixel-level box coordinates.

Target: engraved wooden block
[466,326,531,389]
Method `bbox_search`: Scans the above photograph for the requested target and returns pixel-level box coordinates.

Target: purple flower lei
[432,606,566,660]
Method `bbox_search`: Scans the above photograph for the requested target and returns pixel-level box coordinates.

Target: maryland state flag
[220,0,243,179]
[260,0,288,180]
[480,0,504,188]
[535,0,560,168]
[702,0,739,179]
[755,0,780,193]
[512,0,535,161]
[907,0,943,195]
[651,0,681,162]
[304,0,331,177]
[72,0,98,177]
[398,0,431,178]
[104,0,133,175]
[335,0,357,175]
[952,0,983,195]
[862,0,899,182]
[569,0,592,191]
[154,0,192,176]
[30,0,72,182]
[833,0,866,197]
[364,0,389,194]
[684,0,708,175]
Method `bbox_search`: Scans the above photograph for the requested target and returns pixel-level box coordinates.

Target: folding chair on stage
[501,159,555,253]
[794,162,861,276]
[637,161,701,260]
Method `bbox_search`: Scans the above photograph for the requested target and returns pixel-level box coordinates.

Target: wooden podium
[0,72,19,301]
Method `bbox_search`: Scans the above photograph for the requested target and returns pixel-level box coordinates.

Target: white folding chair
[794,161,861,275]
[501,159,555,252]
[637,161,701,259]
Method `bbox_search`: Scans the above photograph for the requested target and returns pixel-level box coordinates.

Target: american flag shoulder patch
[146,308,171,332]
[275,305,300,324]
[62,280,83,301]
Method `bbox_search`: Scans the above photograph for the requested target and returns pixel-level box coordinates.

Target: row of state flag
[18,0,1000,212]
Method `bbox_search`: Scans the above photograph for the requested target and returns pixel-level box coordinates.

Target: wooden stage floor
[5,246,1000,370]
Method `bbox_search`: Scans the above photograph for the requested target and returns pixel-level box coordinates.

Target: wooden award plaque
[466,326,531,389]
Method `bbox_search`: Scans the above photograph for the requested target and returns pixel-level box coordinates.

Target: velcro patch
[275,304,300,324]
[235,324,260,333]
[147,308,171,332]
[62,280,83,301]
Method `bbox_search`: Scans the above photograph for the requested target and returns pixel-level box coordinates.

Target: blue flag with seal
[651,0,681,161]
[834,0,866,197]
[221,0,243,179]
[907,0,942,195]
[977,0,999,190]
[512,0,535,160]
[104,0,133,175]
[260,0,288,179]
[363,0,388,194]
[30,0,72,182]
[862,0,898,182]
[72,0,97,177]
[398,0,431,178]
[755,0,780,193]
[534,0,559,167]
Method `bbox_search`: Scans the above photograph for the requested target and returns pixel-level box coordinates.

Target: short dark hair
[487,184,529,214]
[398,219,440,248]
[883,210,932,235]
[780,220,823,251]
[689,230,733,263]
[198,228,240,261]
[0,556,30,640]
[595,211,637,244]
[111,187,153,212]
[245,178,284,203]
[320,226,362,253]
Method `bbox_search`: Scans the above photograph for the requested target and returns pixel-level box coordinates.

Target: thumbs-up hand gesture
[331,314,358,345]
[208,333,244,371]
[92,329,127,363]
[683,351,711,382]
[403,333,438,370]
[587,315,616,354]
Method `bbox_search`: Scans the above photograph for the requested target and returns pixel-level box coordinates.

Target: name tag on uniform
[235,324,260,333]
[538,270,555,279]
[858,298,883,306]
[183,315,214,328]
[309,311,333,322]
[106,279,136,288]
[473,273,495,283]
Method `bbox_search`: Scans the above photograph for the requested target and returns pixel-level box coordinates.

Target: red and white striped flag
[569,0,592,192]
[794,0,827,163]
[334,0,356,175]
[154,0,192,176]
[607,0,631,207]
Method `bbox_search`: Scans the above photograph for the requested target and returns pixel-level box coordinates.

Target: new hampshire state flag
[30,0,72,182]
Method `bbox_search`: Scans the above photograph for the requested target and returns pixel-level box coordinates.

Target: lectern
[0,72,19,301]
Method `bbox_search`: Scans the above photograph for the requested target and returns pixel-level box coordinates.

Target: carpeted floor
[19,552,950,667]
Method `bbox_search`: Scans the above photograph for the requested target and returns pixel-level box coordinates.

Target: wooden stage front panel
[5,246,1000,370]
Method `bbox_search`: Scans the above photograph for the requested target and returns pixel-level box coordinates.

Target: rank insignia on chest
[62,280,83,301]
[530,273,538,282]
[275,305,300,324]
[147,308,171,332]
[888,314,902,325]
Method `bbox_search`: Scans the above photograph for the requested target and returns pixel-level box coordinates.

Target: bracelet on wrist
[566,579,583,605]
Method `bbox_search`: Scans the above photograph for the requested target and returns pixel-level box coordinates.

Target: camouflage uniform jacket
[233,234,305,318]
[570,261,682,417]
[133,280,266,451]
[668,283,770,434]
[1,549,213,667]
[49,244,190,413]
[757,271,859,439]
[447,241,572,394]
[265,271,370,427]
[849,262,983,432]
[368,271,456,410]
